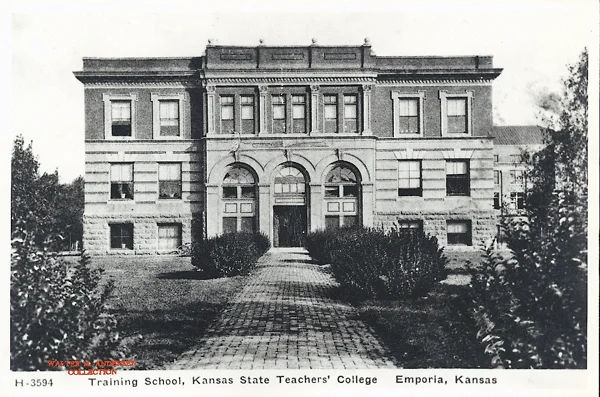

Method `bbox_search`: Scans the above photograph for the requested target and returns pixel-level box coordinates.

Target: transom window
[158,163,181,199]
[223,166,256,199]
[110,223,133,250]
[447,221,472,246]
[398,161,422,196]
[446,160,470,196]
[110,163,134,200]
[447,98,467,133]
[398,99,419,134]
[111,101,132,136]
[159,100,179,136]
[274,166,306,194]
[325,164,358,198]
[397,220,423,233]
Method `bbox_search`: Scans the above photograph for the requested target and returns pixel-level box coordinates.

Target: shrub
[11,226,130,370]
[306,226,447,299]
[191,232,271,278]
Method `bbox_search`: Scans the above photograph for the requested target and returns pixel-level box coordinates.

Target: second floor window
[158,163,181,199]
[398,98,419,134]
[343,95,357,133]
[110,163,133,200]
[446,160,470,196]
[447,98,467,134]
[324,95,338,133]
[510,170,524,185]
[292,95,306,133]
[220,96,234,133]
[272,95,286,133]
[398,161,422,196]
[240,95,255,134]
[494,170,501,186]
[111,101,132,137]
[159,100,179,136]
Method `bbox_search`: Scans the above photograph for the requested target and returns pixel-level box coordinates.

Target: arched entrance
[324,162,361,229]
[273,164,308,247]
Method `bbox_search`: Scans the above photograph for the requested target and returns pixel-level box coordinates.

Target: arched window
[324,163,360,230]
[274,166,306,194]
[222,165,257,233]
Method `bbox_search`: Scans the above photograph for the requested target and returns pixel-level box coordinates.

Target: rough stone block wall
[83,213,199,255]
[374,210,496,250]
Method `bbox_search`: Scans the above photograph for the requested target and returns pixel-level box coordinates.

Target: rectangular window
[446,160,470,196]
[159,100,179,136]
[397,220,423,232]
[158,224,181,251]
[272,95,286,134]
[324,95,338,133]
[510,170,524,185]
[222,186,237,199]
[292,95,306,133]
[110,223,133,250]
[221,96,234,133]
[240,217,256,233]
[493,154,500,163]
[110,163,134,200]
[510,154,522,163]
[398,98,419,134]
[241,96,254,120]
[111,101,132,136]
[494,192,501,209]
[222,217,237,234]
[494,170,501,185]
[158,163,181,199]
[511,192,526,210]
[447,221,472,246]
[447,98,467,133]
[325,215,340,231]
[343,95,357,133]
[398,161,422,196]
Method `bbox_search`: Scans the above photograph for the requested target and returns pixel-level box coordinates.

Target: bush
[191,232,271,278]
[306,226,447,299]
[11,226,130,370]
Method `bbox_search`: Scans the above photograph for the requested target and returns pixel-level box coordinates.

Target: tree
[469,49,588,369]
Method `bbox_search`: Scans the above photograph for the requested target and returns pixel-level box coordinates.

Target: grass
[356,282,486,368]
[85,256,246,369]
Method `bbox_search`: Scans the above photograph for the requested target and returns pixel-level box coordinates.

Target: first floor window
[447,221,472,246]
[510,169,524,185]
[398,160,422,196]
[158,224,181,250]
[494,192,501,209]
[158,163,181,199]
[446,160,470,196]
[325,215,357,230]
[511,191,526,210]
[397,220,423,233]
[110,163,134,200]
[111,100,132,136]
[222,217,255,233]
[110,223,133,250]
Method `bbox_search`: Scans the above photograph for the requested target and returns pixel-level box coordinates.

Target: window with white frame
[324,95,338,133]
[493,192,501,209]
[510,169,524,185]
[343,94,358,133]
[151,93,184,139]
[398,160,422,196]
[494,170,501,186]
[158,224,181,251]
[103,94,137,139]
[272,95,286,133]
[159,101,179,136]
[240,95,255,134]
[220,95,234,133]
[222,165,257,233]
[447,220,472,246]
[391,91,425,137]
[510,191,526,211]
[158,163,181,199]
[292,95,306,133]
[439,91,473,136]
[110,163,134,200]
[446,160,470,196]
[397,220,423,233]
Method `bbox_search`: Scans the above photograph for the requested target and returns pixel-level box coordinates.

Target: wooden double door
[273,205,307,247]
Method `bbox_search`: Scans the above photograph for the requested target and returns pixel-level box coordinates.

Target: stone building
[74,39,541,255]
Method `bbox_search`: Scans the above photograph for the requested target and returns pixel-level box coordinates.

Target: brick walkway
[168,249,397,369]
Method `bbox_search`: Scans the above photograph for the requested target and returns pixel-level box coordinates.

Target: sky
[8,1,597,182]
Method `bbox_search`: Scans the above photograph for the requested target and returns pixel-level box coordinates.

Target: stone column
[362,84,372,135]
[205,184,220,237]
[309,183,323,232]
[258,85,268,134]
[361,182,374,227]
[310,85,320,134]
[258,184,271,241]
[206,85,217,135]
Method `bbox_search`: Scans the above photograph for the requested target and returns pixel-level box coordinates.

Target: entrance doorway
[273,206,307,247]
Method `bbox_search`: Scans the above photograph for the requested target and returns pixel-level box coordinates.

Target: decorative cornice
[205,76,377,85]
[378,78,493,86]
[83,81,200,89]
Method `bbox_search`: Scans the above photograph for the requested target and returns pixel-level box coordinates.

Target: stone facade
[74,40,539,255]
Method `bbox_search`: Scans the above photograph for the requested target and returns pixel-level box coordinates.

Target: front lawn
[356,283,486,368]
[88,256,246,369]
